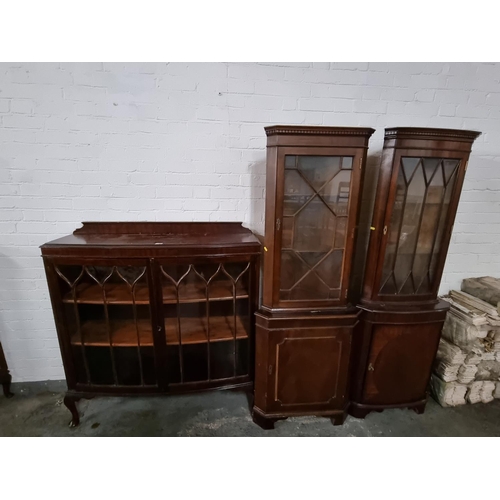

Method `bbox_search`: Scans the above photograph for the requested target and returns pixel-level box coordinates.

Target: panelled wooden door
[362,323,442,405]
[266,327,351,412]
[274,147,364,309]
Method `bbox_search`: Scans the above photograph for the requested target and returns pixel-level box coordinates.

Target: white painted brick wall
[1,62,499,382]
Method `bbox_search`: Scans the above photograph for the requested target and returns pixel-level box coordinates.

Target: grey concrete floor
[1,380,500,436]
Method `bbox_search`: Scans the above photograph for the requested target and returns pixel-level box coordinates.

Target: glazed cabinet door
[376,152,468,300]
[362,323,442,405]
[275,148,364,309]
[154,258,254,390]
[45,259,161,391]
[265,327,351,413]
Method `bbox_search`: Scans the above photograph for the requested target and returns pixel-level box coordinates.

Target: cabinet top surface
[41,222,261,253]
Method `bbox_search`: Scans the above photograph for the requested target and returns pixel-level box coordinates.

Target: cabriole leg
[64,395,81,427]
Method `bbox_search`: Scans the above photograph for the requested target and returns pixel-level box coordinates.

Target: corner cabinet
[350,127,481,418]
[41,222,260,426]
[253,125,375,429]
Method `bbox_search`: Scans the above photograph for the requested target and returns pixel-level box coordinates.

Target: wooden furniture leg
[64,394,82,427]
[0,342,14,398]
[331,412,347,426]
[252,409,284,430]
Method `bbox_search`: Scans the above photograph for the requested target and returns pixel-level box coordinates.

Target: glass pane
[429,161,460,283]
[380,157,460,295]
[55,264,155,387]
[320,169,351,214]
[379,169,405,293]
[283,169,314,217]
[282,216,293,249]
[280,155,353,302]
[342,157,353,169]
[315,250,344,289]
[334,217,347,248]
[298,156,341,191]
[159,262,251,384]
[412,159,444,293]
[293,199,336,253]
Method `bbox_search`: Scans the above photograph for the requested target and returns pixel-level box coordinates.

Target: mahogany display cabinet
[41,222,260,426]
[350,127,481,418]
[253,125,375,429]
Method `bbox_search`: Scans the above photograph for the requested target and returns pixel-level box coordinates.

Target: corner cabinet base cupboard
[349,301,448,418]
[253,310,357,428]
[350,128,480,418]
[41,222,260,427]
[253,125,375,429]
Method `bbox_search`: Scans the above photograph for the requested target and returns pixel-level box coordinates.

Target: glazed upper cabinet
[362,128,482,304]
[262,126,375,311]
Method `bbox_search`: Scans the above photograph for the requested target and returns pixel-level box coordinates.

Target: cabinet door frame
[272,146,365,309]
[44,256,165,393]
[152,254,258,390]
[372,148,471,302]
[360,319,443,405]
[265,326,351,413]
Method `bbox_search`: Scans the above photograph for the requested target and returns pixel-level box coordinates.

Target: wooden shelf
[63,281,248,305]
[166,315,249,344]
[64,283,150,305]
[71,316,249,347]
[162,282,248,304]
[75,320,154,346]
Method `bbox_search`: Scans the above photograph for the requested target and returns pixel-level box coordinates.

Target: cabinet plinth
[41,222,260,426]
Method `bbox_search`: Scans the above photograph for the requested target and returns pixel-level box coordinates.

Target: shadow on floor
[1,380,500,437]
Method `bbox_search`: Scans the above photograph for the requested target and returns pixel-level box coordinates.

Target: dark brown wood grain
[351,127,480,418]
[349,304,447,418]
[41,222,261,426]
[361,127,480,304]
[261,126,374,311]
[254,125,374,428]
[253,310,356,428]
